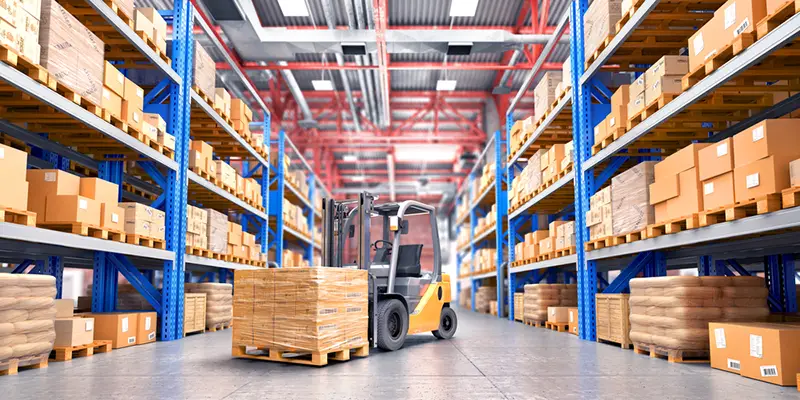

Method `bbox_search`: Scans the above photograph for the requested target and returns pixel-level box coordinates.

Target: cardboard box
[549,220,568,238]
[733,119,800,168]
[790,158,800,188]
[228,221,243,245]
[628,92,646,118]
[214,87,232,116]
[590,186,613,208]
[547,306,570,323]
[699,138,735,181]
[136,7,167,39]
[101,203,124,231]
[703,171,735,210]
[133,9,153,37]
[189,140,214,172]
[654,143,711,180]
[734,155,793,201]
[649,175,679,205]
[55,299,74,318]
[538,236,555,254]
[159,131,176,151]
[611,161,656,235]
[666,167,703,220]
[736,323,800,386]
[716,0,766,40]
[45,194,101,225]
[123,101,143,136]
[85,312,138,349]
[709,322,746,375]
[79,178,119,205]
[0,177,28,211]
[688,16,723,72]
[645,76,683,105]
[584,0,623,59]
[568,307,579,335]
[547,144,566,173]
[103,61,125,97]
[102,86,123,119]
[123,77,144,112]
[524,230,549,246]
[647,55,689,81]
[215,160,237,189]
[120,202,155,222]
[193,41,216,99]
[54,317,95,347]
[145,113,167,133]
[230,98,253,122]
[629,74,646,98]
[136,312,157,344]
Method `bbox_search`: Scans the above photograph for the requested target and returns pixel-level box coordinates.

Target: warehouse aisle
[5,309,798,399]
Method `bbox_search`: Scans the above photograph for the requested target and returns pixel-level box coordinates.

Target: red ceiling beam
[221,61,563,71]
[285,90,492,99]
[373,0,391,128]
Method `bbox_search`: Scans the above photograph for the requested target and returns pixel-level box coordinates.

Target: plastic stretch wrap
[233,268,369,353]
[475,286,497,313]
[0,275,56,363]
[629,276,769,351]
[186,283,233,327]
[523,284,577,321]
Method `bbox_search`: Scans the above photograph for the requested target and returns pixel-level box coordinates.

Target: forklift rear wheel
[376,299,408,351]
[432,306,457,339]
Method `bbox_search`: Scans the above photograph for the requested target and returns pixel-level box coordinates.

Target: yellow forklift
[321,192,458,351]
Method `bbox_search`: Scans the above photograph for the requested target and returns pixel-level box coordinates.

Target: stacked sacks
[523,284,577,323]
[0,274,57,365]
[185,283,232,328]
[629,276,770,352]
[475,286,497,313]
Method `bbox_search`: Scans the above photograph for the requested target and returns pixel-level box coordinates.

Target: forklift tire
[376,299,408,351]
[432,306,457,339]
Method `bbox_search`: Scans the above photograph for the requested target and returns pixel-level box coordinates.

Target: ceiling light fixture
[436,80,457,91]
[276,0,310,16]
[351,176,366,182]
[343,154,358,162]
[312,80,334,91]
[449,0,480,17]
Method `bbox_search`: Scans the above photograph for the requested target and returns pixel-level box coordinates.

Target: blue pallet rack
[0,0,281,341]
[494,0,800,339]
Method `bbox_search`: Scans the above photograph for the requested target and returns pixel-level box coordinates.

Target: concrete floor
[5,308,798,399]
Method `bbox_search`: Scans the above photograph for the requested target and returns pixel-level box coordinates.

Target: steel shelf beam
[508,171,575,219]
[510,254,577,274]
[85,0,181,84]
[188,170,267,219]
[284,225,321,250]
[508,93,572,165]
[185,255,259,270]
[471,226,497,247]
[583,13,800,171]
[470,184,495,210]
[472,270,501,280]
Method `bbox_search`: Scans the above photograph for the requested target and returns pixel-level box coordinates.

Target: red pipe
[220,61,563,71]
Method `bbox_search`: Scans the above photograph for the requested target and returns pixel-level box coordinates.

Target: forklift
[321,192,458,351]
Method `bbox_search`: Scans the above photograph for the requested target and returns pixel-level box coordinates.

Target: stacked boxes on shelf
[185,283,232,329]
[214,87,232,119]
[27,170,100,228]
[0,144,30,213]
[629,56,687,119]
[475,286,497,313]
[583,0,622,61]
[510,149,544,207]
[227,221,244,260]
[731,120,800,204]
[554,221,575,252]
[587,186,613,240]
[102,62,144,134]
[521,230,548,261]
[134,7,167,53]
[186,205,209,249]
[533,72,562,122]
[649,143,709,224]
[283,200,310,236]
[80,177,124,234]
[0,274,57,367]
[231,99,254,139]
[523,284,577,324]
[207,208,229,254]
[54,299,95,349]
[474,248,497,272]
[190,140,216,176]
[480,163,495,192]
[120,202,165,241]
[611,162,656,236]
[144,113,174,152]
[0,0,42,63]
[192,40,216,99]
[687,0,766,74]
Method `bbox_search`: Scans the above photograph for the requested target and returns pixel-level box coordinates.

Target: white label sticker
[569,311,574,323]
[716,143,728,157]
[752,126,764,142]
[44,172,56,182]
[136,88,144,98]
[550,309,555,316]
[0,148,4,159]
[704,182,715,195]
[746,173,760,189]
[133,112,140,123]
[750,334,763,358]
[127,336,136,344]
[148,331,156,340]
[724,3,736,29]
[79,199,88,210]
[111,213,119,223]
[121,317,129,333]
[693,34,705,55]
[760,365,778,377]
[734,18,750,37]
[117,73,124,84]
[85,319,94,331]
[727,359,741,371]
[103,89,110,99]
[714,328,726,348]
[609,117,616,127]
[145,316,151,331]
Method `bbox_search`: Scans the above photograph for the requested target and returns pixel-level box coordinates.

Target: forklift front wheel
[376,299,408,351]
[432,306,457,339]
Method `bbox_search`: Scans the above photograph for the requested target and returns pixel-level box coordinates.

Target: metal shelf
[0,62,178,171]
[185,254,259,270]
[508,91,572,165]
[510,254,577,275]
[83,0,181,84]
[471,183,496,209]
[472,270,500,280]
[284,180,315,210]
[0,222,174,261]
[190,90,269,167]
[508,171,575,219]
[283,225,320,250]
[583,12,800,172]
[187,170,267,220]
[471,225,497,247]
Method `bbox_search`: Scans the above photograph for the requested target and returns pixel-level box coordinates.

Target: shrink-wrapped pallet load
[0,274,57,367]
[185,283,232,328]
[514,292,525,321]
[523,284,577,323]
[629,276,770,353]
[475,286,497,313]
[459,287,471,309]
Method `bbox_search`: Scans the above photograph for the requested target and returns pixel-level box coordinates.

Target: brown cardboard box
[0,143,27,177]
[654,202,668,223]
[611,161,656,235]
[123,77,144,113]
[101,204,124,231]
[703,172,735,210]
[136,312,157,344]
[688,17,723,72]
[590,186,613,208]
[85,312,138,349]
[228,221,243,245]
[214,88,232,116]
[159,132,176,151]
[699,138,735,181]
[647,55,689,81]
[549,220,567,238]
[594,118,609,144]
[145,113,167,133]
[54,317,95,347]
[0,178,28,211]
[230,98,253,122]
[606,105,627,132]
[46,195,101,225]
[628,92,646,118]
[55,299,74,318]
[79,178,119,205]
[737,323,800,386]
[193,40,216,99]
[547,306,570,323]
[733,119,800,168]
[568,307,579,335]
[734,155,793,201]
[716,0,767,40]
[133,9,153,36]
[584,0,623,59]
[524,230,548,246]
[654,143,711,180]
[190,140,214,172]
[645,76,683,105]
[136,8,167,39]
[666,167,703,219]
[215,160,237,189]
[649,175,679,205]
[709,322,746,375]
[102,87,123,119]
[123,101,144,137]
[533,71,562,121]
[629,74,647,98]
[790,158,800,187]
[538,236,555,254]
[103,62,125,96]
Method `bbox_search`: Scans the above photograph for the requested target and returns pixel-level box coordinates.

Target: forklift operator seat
[396,244,423,277]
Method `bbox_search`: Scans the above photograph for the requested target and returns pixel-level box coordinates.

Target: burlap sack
[0,322,12,336]
[15,298,54,311]
[27,307,56,321]
[0,298,19,311]
[0,309,28,323]
[0,274,55,287]
[207,304,232,314]
[12,341,53,358]
[0,334,25,347]
[630,314,712,329]
[14,320,53,334]
[26,329,55,344]
[0,346,12,361]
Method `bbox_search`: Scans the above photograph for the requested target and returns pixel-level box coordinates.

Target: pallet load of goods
[509,141,574,212]
[459,287,471,309]
[474,248,497,273]
[456,229,470,253]
[513,219,575,265]
[232,268,369,366]
[475,286,497,314]
[185,283,232,332]
[513,293,524,322]
[595,293,632,348]
[0,274,56,375]
[478,163,496,194]
[281,248,310,268]
[475,205,496,236]
[189,140,265,211]
[522,284,577,327]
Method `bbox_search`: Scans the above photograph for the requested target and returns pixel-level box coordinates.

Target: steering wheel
[372,240,394,251]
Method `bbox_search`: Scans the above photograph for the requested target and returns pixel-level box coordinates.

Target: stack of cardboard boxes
[596,85,630,145]
[80,311,158,349]
[143,113,174,152]
[0,144,30,212]
[523,284,578,323]
[629,56,687,118]
[555,221,576,252]
[231,99,254,140]
[0,0,42,63]
[480,163,495,191]
[133,7,166,54]
[555,56,571,98]
[215,158,237,191]
[27,169,100,228]
[587,186,613,240]
[475,248,497,272]
[475,286,497,313]
[282,248,309,268]
[649,144,708,224]
[102,62,145,135]
[214,87,232,119]
[40,0,103,105]
[533,72,562,122]
[207,208,229,254]
[190,140,216,176]
[509,148,545,208]
[227,221,245,260]
[611,162,656,236]
[541,143,566,184]
[583,0,623,61]
[120,202,165,241]
[518,229,548,262]
[186,205,209,249]
[688,0,767,74]
[193,40,216,100]
[54,299,95,349]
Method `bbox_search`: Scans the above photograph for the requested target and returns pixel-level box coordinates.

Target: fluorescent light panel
[312,80,334,91]
[342,154,358,162]
[350,176,366,182]
[449,0,479,17]
[277,0,310,16]
[394,144,458,162]
[436,80,457,91]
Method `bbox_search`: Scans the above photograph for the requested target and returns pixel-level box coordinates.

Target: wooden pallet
[609,230,647,247]
[584,35,615,69]
[523,319,545,328]
[536,252,553,261]
[757,0,800,40]
[232,343,369,367]
[186,246,213,258]
[682,32,757,90]
[633,343,709,364]
[545,321,569,332]
[627,94,679,131]
[0,43,56,90]
[39,222,108,239]
[190,166,219,186]
[781,186,800,209]
[134,30,171,66]
[0,207,36,226]
[585,236,612,251]
[207,321,232,332]
[646,214,700,238]
[126,234,167,249]
[50,340,112,362]
[554,246,576,258]
[0,354,49,376]
[597,337,633,349]
[699,194,782,226]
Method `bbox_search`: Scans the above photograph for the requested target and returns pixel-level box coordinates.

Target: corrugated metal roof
[255,0,350,27]
[391,70,495,91]
[389,0,523,26]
